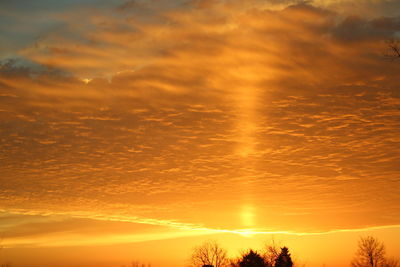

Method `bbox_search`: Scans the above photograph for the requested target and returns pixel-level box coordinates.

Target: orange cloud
[1,0,400,239]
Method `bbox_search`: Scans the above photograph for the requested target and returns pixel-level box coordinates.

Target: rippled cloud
[0,0,400,247]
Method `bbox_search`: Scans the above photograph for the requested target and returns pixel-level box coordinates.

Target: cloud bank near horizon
[2,211,400,248]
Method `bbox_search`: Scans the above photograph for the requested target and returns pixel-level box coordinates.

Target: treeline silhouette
[190,236,399,267]
[121,261,152,267]
[1,236,399,267]
[191,240,298,267]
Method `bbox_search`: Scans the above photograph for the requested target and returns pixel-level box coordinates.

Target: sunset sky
[1,0,400,266]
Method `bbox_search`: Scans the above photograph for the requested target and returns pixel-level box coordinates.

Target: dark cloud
[333,15,400,41]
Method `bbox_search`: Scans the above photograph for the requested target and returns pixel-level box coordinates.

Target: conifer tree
[239,250,266,267]
[274,247,293,267]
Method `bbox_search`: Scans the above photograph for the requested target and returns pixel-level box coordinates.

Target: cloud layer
[1,0,400,247]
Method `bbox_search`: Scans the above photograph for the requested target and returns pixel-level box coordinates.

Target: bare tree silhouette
[191,241,229,267]
[385,39,400,59]
[351,236,386,267]
[263,240,280,267]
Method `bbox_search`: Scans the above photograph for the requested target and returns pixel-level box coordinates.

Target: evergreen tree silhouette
[274,247,293,267]
[239,250,266,267]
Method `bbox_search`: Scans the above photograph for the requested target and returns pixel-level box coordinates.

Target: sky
[0,0,400,266]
